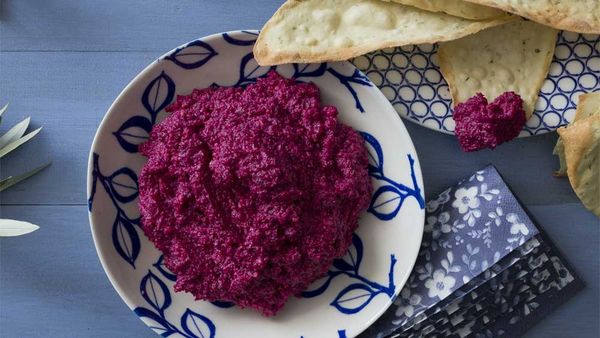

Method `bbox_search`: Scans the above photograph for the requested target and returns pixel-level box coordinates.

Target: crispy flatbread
[438,19,557,118]
[557,114,600,217]
[464,0,600,33]
[575,92,600,122]
[386,0,507,20]
[254,0,515,65]
[554,92,600,176]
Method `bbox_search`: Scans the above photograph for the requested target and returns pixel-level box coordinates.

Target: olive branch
[0,104,51,237]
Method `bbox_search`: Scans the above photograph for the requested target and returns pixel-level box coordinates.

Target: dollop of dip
[453,92,526,152]
[138,71,372,316]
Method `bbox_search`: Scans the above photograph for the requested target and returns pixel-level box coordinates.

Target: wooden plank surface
[0,50,579,205]
[0,1,598,337]
[0,0,280,52]
[0,204,597,337]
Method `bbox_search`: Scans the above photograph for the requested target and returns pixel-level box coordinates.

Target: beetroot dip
[138,71,372,316]
[453,92,526,152]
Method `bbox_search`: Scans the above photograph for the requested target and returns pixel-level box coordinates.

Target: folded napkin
[361,165,583,338]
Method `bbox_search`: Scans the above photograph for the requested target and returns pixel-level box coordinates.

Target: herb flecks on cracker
[254,0,515,65]
[387,0,508,20]
[438,19,557,119]
[464,0,600,33]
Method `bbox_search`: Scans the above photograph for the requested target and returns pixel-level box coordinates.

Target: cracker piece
[557,114,600,217]
[554,93,600,176]
[464,0,600,33]
[254,0,515,65]
[438,19,557,118]
[387,0,507,20]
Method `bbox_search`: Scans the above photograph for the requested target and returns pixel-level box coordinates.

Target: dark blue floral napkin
[360,165,583,338]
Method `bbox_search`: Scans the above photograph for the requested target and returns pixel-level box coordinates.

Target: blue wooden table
[0,1,598,337]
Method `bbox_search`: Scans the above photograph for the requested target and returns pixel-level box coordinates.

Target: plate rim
[87,29,425,338]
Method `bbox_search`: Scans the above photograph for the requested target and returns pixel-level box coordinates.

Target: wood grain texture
[0,206,151,337]
[0,204,597,337]
[0,50,580,205]
[0,0,281,52]
[0,51,155,205]
[0,1,598,337]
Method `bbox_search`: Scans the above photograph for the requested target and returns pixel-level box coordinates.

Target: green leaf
[0,116,30,149]
[0,103,8,124]
[0,126,42,158]
[0,162,51,192]
[0,219,40,237]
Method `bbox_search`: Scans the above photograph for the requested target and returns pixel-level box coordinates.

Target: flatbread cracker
[554,92,600,176]
[464,0,600,33]
[254,0,515,65]
[557,114,600,217]
[575,92,600,122]
[387,0,507,20]
[438,19,557,118]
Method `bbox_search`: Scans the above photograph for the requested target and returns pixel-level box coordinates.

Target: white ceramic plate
[352,32,600,137]
[87,30,425,338]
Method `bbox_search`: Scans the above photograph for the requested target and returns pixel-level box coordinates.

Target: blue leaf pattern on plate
[108,166,139,203]
[181,309,216,338]
[301,329,347,338]
[89,153,141,267]
[153,255,177,282]
[333,234,363,274]
[222,30,259,46]
[303,234,397,315]
[113,71,175,153]
[166,40,217,70]
[362,132,384,176]
[302,271,343,298]
[134,307,176,337]
[113,115,152,153]
[210,300,235,309]
[142,71,175,124]
[304,134,421,316]
[327,68,372,112]
[141,270,172,315]
[292,63,328,78]
[89,31,426,337]
[229,51,372,114]
[361,132,425,219]
[236,52,276,86]
[134,269,216,338]
[331,283,380,314]
[112,215,140,267]
[369,185,406,221]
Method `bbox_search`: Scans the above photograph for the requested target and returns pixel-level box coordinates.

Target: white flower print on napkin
[395,288,423,317]
[452,186,482,226]
[370,165,539,337]
[508,213,529,236]
[426,187,451,213]
[425,269,457,299]
[506,213,531,249]
[452,187,480,213]
[425,212,452,240]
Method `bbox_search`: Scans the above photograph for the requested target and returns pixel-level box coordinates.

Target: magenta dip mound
[453,92,526,152]
[138,71,372,316]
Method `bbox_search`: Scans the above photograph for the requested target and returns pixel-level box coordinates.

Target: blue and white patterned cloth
[361,165,583,338]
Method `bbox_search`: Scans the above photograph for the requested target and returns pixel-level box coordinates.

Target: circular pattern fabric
[352,32,600,136]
